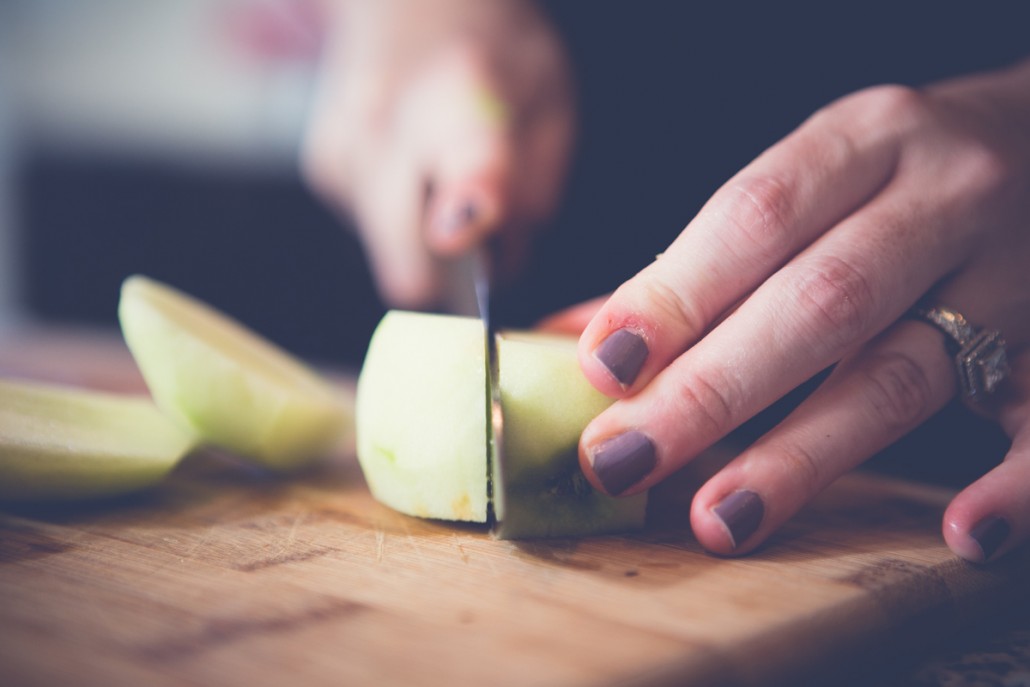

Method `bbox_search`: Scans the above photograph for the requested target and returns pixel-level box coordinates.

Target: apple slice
[493,331,647,539]
[118,275,352,470]
[355,311,489,522]
[354,310,648,537]
[0,378,196,501]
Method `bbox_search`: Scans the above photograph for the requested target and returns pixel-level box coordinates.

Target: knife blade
[474,247,506,523]
[473,247,492,337]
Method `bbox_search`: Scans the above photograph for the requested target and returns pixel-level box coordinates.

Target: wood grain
[2,327,1029,687]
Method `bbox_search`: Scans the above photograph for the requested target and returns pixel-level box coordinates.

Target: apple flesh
[118,275,353,470]
[493,332,647,538]
[356,311,489,521]
[355,311,648,537]
[0,378,197,501]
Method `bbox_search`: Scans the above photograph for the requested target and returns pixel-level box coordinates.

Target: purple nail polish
[438,202,477,236]
[594,328,649,387]
[712,490,764,549]
[969,516,1010,562]
[591,431,657,496]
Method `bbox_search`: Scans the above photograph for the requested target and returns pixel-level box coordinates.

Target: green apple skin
[0,379,197,501]
[356,311,489,522]
[493,332,647,539]
[118,275,352,471]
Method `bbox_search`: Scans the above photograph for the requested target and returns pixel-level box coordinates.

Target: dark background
[16,2,1028,480]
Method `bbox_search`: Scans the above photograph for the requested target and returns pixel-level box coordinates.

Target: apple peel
[118,275,353,471]
[0,378,197,501]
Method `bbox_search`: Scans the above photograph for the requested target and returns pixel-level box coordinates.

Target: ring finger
[943,350,1030,562]
[690,320,957,554]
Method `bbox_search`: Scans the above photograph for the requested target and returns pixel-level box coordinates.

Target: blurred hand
[555,60,1030,563]
[302,0,574,308]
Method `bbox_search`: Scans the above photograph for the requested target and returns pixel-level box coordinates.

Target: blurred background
[0,0,385,368]
[2,1,1028,380]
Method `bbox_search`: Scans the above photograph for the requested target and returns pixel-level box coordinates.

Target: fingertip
[428,198,481,252]
[944,500,1015,564]
[580,429,657,497]
[594,327,650,388]
[576,322,653,401]
[424,117,514,255]
[692,487,766,556]
[575,281,666,399]
[426,185,503,255]
[689,498,735,556]
[575,292,648,397]
[969,516,1013,562]
[942,513,982,563]
[578,442,608,496]
[942,465,1023,564]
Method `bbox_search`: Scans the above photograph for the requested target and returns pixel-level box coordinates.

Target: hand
[301,0,574,308]
[565,60,1030,562]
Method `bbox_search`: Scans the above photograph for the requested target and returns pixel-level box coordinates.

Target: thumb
[396,46,516,255]
[424,86,514,255]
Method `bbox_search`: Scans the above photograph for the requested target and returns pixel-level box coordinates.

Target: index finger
[578,87,911,397]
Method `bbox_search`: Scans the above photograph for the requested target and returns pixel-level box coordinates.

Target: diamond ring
[908,304,1010,404]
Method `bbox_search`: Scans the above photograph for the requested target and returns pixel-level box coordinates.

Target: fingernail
[712,490,764,550]
[590,431,657,496]
[594,328,649,387]
[436,201,478,237]
[969,515,1010,562]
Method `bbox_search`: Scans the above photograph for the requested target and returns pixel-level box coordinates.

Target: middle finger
[580,176,972,497]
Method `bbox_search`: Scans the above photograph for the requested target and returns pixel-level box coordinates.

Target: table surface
[1,324,1028,687]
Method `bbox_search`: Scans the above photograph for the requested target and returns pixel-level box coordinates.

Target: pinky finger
[943,425,1030,563]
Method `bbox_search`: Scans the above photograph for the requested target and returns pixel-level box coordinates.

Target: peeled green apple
[355,310,648,538]
[0,379,196,501]
[356,311,489,522]
[118,275,352,470]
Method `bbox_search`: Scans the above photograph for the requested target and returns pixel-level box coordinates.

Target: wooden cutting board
[2,327,1029,687]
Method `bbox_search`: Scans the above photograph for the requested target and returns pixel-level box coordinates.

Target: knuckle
[775,441,825,497]
[859,350,934,432]
[853,83,929,131]
[633,274,709,341]
[956,141,1019,205]
[792,256,876,348]
[815,83,928,145]
[721,174,798,263]
[674,368,737,438]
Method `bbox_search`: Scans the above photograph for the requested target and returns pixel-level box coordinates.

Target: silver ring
[908,304,1010,403]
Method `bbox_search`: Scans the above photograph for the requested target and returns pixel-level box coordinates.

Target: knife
[473,247,506,523]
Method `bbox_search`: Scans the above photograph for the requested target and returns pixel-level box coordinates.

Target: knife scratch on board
[375,529,385,564]
[399,519,431,568]
[455,536,470,565]
[284,513,302,553]
[184,526,215,559]
[268,513,303,561]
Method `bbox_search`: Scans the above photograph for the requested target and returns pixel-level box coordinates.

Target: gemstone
[959,331,1009,401]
